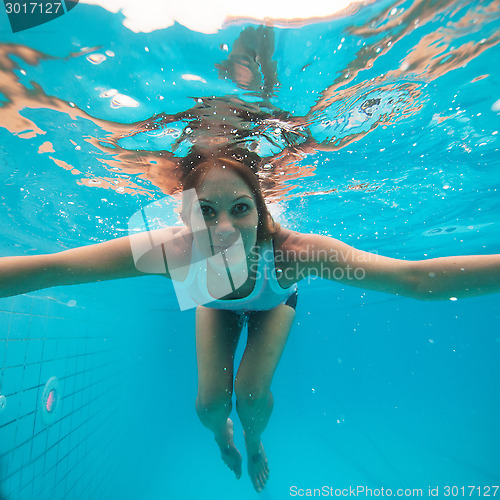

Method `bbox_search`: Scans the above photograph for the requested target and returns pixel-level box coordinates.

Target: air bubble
[87,53,106,65]
[100,88,118,98]
[110,93,139,109]
[181,74,207,83]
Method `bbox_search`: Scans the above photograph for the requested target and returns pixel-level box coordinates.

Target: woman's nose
[214,212,236,236]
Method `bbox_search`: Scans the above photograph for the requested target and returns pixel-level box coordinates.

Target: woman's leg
[234,303,296,492]
[195,305,243,478]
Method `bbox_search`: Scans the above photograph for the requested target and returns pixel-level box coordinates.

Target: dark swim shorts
[283,288,298,310]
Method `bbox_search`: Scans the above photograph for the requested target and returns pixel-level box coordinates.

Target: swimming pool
[1,1,499,499]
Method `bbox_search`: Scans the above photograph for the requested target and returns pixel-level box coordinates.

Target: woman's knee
[196,390,233,415]
[234,378,270,406]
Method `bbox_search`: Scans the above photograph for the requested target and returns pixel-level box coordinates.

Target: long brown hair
[180,147,279,241]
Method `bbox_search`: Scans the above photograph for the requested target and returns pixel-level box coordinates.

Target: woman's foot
[245,439,269,493]
[215,418,242,479]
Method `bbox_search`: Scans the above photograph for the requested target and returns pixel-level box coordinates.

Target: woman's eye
[232,203,250,215]
[200,206,215,218]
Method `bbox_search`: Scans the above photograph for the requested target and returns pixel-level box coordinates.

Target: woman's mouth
[212,242,242,253]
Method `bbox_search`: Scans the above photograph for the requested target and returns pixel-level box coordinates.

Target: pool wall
[0,277,174,500]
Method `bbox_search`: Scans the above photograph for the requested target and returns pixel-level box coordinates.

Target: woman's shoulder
[271,227,303,268]
[270,227,311,286]
[272,227,307,256]
[134,226,193,252]
[273,227,346,253]
[271,226,346,266]
[160,225,193,264]
[128,226,193,278]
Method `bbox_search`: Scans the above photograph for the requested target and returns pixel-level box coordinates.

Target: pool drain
[40,376,61,425]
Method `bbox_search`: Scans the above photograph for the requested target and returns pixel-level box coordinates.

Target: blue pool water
[0,1,499,499]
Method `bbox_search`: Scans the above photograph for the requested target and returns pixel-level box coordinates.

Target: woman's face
[186,166,259,259]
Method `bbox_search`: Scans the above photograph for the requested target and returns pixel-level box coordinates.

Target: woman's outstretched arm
[276,229,500,300]
[0,226,187,298]
[0,235,146,298]
[403,254,500,299]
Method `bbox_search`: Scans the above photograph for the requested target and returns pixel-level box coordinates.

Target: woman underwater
[1,146,500,493]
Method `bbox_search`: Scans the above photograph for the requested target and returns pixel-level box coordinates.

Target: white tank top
[171,238,297,311]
